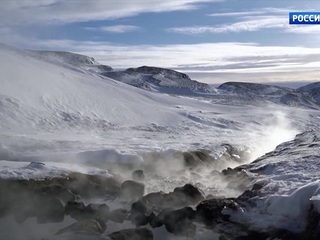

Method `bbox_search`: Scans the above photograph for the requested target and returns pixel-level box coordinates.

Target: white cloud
[208,11,265,17]
[85,25,141,33]
[0,0,223,25]
[287,25,320,34]
[170,7,319,35]
[25,39,320,83]
[168,16,287,34]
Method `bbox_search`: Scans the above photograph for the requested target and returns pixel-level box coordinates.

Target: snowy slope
[297,82,320,103]
[1,44,320,160]
[30,50,113,75]
[228,131,320,234]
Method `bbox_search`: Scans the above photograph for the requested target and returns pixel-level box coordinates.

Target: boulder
[130,200,149,227]
[65,201,87,220]
[196,198,239,225]
[163,207,196,236]
[302,204,320,240]
[87,203,110,221]
[132,170,145,182]
[108,228,153,240]
[67,172,121,199]
[142,191,165,208]
[182,150,215,167]
[148,212,163,228]
[173,184,205,204]
[121,180,145,201]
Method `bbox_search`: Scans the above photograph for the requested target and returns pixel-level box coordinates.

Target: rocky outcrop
[103,66,211,94]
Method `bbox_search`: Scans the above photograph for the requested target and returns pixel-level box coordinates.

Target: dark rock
[121,180,145,201]
[142,191,165,208]
[183,150,215,167]
[65,201,88,220]
[55,218,107,236]
[67,172,121,199]
[40,185,75,203]
[251,183,265,191]
[173,183,205,204]
[37,197,64,223]
[132,170,145,182]
[65,201,109,221]
[302,204,320,240]
[148,212,163,228]
[222,168,250,191]
[109,228,153,240]
[108,208,128,223]
[87,203,110,221]
[222,167,237,176]
[236,190,257,204]
[196,198,239,225]
[161,192,188,208]
[130,200,149,226]
[163,207,196,236]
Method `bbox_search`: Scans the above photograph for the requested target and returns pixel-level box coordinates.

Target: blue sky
[1,0,320,84]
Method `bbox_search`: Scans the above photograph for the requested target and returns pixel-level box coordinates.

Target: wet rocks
[121,180,145,201]
[108,228,153,240]
[148,212,163,228]
[182,150,215,167]
[196,198,239,225]
[163,207,197,236]
[132,170,145,182]
[65,201,110,221]
[173,183,205,204]
[130,200,149,226]
[142,191,165,208]
[302,203,320,240]
[222,167,251,191]
[67,172,121,199]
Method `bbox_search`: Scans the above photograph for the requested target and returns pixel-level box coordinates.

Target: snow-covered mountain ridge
[218,81,320,109]
[103,66,211,94]
[29,49,320,109]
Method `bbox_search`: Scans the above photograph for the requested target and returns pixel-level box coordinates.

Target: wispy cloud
[208,11,264,17]
[170,7,319,35]
[168,16,287,34]
[208,7,292,17]
[24,39,320,82]
[85,25,141,33]
[0,0,223,25]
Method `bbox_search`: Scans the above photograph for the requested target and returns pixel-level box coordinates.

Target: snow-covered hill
[297,82,320,103]
[228,130,320,236]
[30,50,113,75]
[218,81,320,109]
[103,66,211,94]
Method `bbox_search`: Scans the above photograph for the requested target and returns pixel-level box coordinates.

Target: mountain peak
[125,66,191,80]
